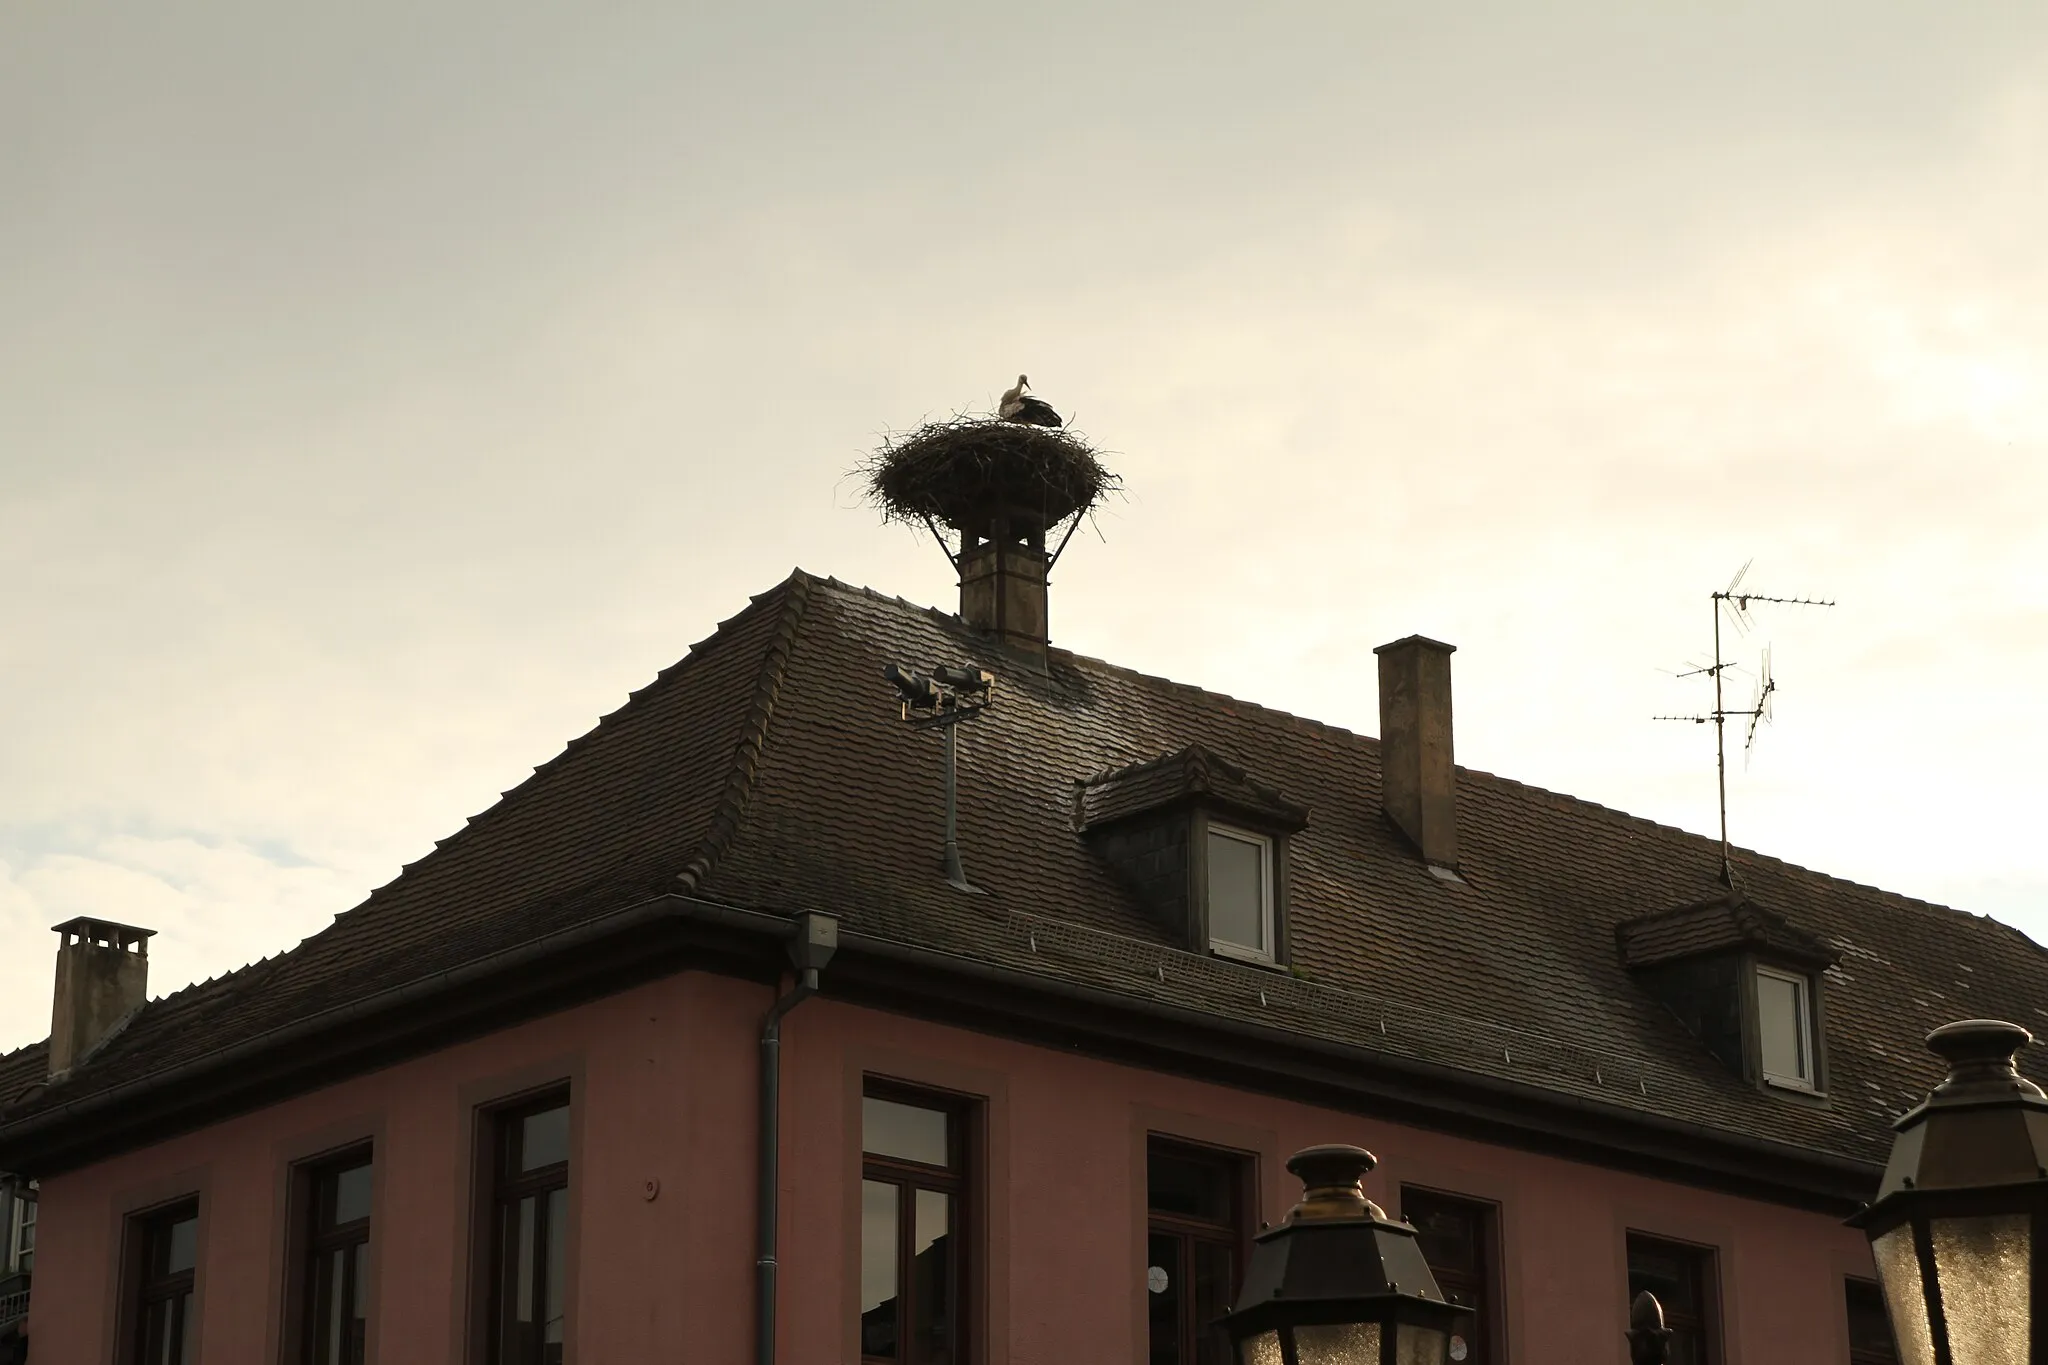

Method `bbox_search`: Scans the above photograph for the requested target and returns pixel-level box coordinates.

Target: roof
[4,571,2045,1174]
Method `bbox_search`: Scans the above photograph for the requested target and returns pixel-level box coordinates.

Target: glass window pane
[1757,971,1809,1082]
[177,1291,194,1365]
[1192,1239,1235,1365]
[1845,1278,1900,1364]
[913,1189,954,1362]
[514,1196,538,1323]
[544,1187,568,1350]
[863,1096,951,1166]
[165,1214,198,1275]
[1931,1213,2030,1365]
[861,1180,901,1359]
[350,1242,369,1365]
[325,1247,348,1365]
[1148,1148,1233,1224]
[520,1106,571,1171]
[331,1163,373,1226]
[1206,830,1267,953]
[1147,1231,1184,1365]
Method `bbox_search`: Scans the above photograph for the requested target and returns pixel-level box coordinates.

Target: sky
[2,2,2044,1051]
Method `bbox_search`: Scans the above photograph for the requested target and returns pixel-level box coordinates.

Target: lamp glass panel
[1291,1321,1382,1365]
[1872,1224,1938,1365]
[1239,1330,1286,1365]
[1930,1213,2030,1365]
[1394,1325,1449,1365]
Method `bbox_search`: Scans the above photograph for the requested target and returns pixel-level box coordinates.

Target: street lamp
[1221,1144,1461,1365]
[1850,1019,2048,1365]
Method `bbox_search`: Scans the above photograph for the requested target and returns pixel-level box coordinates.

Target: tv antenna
[882,661,995,893]
[1654,561,1834,887]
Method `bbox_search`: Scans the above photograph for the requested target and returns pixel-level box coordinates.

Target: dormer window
[1756,965,1816,1090]
[1205,824,1274,962]
[1077,744,1307,967]
[1617,892,1836,1099]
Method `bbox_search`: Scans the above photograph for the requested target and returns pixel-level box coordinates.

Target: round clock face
[1146,1265,1170,1294]
[1449,1335,1469,1361]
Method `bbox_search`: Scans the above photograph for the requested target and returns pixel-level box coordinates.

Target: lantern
[1221,1144,1461,1365]
[1850,1019,2048,1365]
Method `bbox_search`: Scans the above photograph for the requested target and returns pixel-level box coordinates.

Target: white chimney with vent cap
[1374,636,1459,869]
[47,917,154,1077]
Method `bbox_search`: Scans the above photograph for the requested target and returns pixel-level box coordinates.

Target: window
[128,1202,199,1365]
[302,1153,373,1365]
[1206,826,1273,961]
[861,1087,967,1364]
[1756,965,1816,1090]
[1402,1189,1500,1365]
[1845,1278,1900,1365]
[1146,1140,1246,1365]
[6,1186,32,1274]
[486,1095,570,1365]
[1626,1235,1719,1365]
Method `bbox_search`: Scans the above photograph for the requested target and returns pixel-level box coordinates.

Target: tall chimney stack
[957,512,1049,656]
[1374,636,1459,868]
[48,917,153,1077]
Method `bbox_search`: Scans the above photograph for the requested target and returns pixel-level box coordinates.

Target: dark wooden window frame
[476,1087,572,1365]
[1145,1136,1253,1365]
[1844,1275,1901,1365]
[861,1079,974,1365]
[119,1198,202,1365]
[1399,1185,1503,1365]
[1626,1232,1722,1365]
[284,1146,374,1365]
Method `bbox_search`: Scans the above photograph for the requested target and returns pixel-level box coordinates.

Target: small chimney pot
[1374,635,1460,868]
[48,916,154,1077]
[956,512,1049,655]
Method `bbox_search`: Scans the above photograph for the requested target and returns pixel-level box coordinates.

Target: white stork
[998,375,1063,428]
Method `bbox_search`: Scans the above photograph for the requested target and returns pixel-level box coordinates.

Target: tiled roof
[5,571,2045,1172]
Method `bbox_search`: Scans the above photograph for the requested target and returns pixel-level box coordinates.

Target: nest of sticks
[858,416,1119,531]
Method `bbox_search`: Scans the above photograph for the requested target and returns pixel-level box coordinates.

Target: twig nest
[860,416,1119,530]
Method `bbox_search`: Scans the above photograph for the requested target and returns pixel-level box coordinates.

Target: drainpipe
[757,911,838,1365]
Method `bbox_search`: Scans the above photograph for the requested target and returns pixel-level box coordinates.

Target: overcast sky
[3,3,2044,1051]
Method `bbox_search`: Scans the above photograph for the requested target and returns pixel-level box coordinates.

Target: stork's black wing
[1009,396,1063,427]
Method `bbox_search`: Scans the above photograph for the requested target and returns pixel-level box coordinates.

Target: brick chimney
[957,513,1049,655]
[1374,636,1459,868]
[48,917,154,1077]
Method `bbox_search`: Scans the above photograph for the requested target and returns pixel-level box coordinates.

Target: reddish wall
[25,971,1876,1364]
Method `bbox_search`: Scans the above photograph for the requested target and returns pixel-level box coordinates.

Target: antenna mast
[1655,561,1834,887]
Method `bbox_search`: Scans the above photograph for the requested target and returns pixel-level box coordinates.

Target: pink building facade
[19,973,1880,1365]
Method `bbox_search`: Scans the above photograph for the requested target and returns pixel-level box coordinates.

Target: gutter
[755,914,838,1365]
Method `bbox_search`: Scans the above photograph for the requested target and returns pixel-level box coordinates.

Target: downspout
[757,911,838,1365]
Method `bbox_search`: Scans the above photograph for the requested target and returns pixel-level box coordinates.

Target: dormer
[1077,745,1309,965]
[1618,892,1838,1096]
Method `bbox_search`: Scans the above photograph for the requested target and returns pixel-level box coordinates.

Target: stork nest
[858,416,1118,531]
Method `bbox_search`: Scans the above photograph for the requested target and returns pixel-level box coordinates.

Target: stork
[998,375,1063,428]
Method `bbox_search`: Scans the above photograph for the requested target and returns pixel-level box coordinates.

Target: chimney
[48,917,154,1077]
[957,512,1049,655]
[1374,635,1459,868]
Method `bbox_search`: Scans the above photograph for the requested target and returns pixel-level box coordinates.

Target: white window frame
[1205,824,1275,964]
[6,1186,33,1273]
[1756,964,1817,1091]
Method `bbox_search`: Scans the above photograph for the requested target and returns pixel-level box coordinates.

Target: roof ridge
[676,571,818,892]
